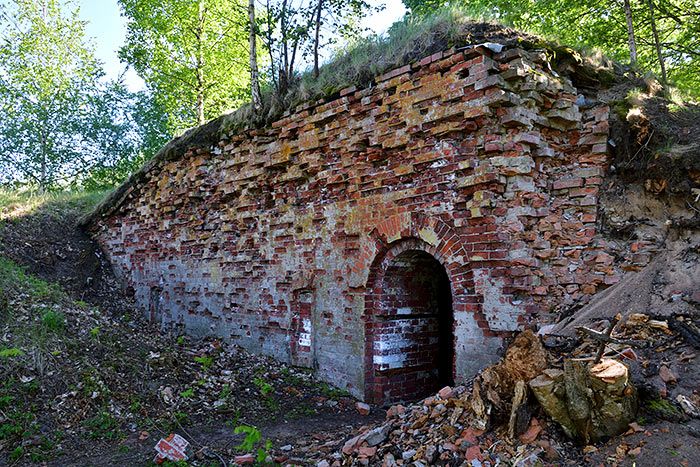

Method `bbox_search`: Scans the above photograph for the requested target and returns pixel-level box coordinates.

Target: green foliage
[173,411,190,425]
[235,425,262,450]
[118,0,251,130]
[10,446,24,460]
[0,348,25,358]
[79,85,171,191]
[402,0,445,16]
[234,424,272,462]
[194,355,213,372]
[0,254,62,304]
[408,0,700,96]
[0,1,171,190]
[0,0,103,188]
[83,409,119,439]
[181,389,194,398]
[41,309,65,332]
[258,0,380,94]
[253,377,275,395]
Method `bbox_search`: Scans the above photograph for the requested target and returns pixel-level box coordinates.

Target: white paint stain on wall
[473,269,523,331]
[298,318,312,347]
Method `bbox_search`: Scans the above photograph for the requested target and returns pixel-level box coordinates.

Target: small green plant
[181,389,194,398]
[219,384,232,399]
[234,425,272,464]
[9,446,23,461]
[84,409,119,439]
[177,336,185,345]
[253,377,274,395]
[264,398,280,411]
[89,326,100,339]
[194,356,213,372]
[41,309,65,332]
[0,395,13,408]
[225,408,241,427]
[0,348,24,358]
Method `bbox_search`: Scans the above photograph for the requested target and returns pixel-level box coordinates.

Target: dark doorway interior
[372,250,454,403]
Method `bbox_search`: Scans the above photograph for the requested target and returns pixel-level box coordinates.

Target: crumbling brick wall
[85,43,612,403]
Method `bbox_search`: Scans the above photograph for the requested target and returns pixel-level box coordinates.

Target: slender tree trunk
[248,0,262,112]
[623,0,638,65]
[279,0,289,96]
[195,0,206,125]
[263,0,278,92]
[40,126,47,190]
[646,0,667,83]
[313,0,323,78]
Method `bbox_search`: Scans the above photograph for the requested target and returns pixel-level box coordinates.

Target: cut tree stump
[530,358,637,444]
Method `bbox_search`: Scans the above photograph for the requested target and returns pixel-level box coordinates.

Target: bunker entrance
[372,250,454,403]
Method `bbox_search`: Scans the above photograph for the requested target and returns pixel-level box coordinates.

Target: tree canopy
[402,0,700,96]
[0,0,102,188]
[0,0,170,190]
[118,0,251,130]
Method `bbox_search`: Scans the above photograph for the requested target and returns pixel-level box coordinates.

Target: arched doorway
[367,248,454,403]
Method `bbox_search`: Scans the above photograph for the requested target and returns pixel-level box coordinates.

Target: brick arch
[361,214,479,403]
[349,212,471,289]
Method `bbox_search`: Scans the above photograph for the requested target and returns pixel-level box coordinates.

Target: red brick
[87,43,612,406]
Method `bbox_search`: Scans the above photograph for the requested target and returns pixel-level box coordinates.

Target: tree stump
[530,359,637,444]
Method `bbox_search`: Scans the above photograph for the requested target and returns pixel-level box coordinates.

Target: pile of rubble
[290,312,700,467]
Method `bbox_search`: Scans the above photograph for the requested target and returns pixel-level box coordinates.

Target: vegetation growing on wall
[403,0,700,97]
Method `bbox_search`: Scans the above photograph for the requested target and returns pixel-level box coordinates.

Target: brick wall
[86,43,612,403]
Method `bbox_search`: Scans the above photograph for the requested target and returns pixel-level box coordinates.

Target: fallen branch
[594,314,621,364]
[669,317,700,349]
[576,325,642,349]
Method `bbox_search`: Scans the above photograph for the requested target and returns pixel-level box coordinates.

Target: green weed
[253,377,274,396]
[234,425,272,464]
[84,409,119,440]
[0,348,24,358]
[194,356,213,372]
[41,309,65,332]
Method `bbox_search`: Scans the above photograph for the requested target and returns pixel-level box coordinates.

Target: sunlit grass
[0,189,112,222]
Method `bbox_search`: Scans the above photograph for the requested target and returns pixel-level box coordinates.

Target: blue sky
[78,0,406,91]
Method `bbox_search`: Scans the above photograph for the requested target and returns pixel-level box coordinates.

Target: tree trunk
[279,0,289,96]
[530,359,637,444]
[40,126,47,190]
[646,0,667,83]
[623,0,638,65]
[195,0,206,125]
[248,0,262,112]
[313,0,323,78]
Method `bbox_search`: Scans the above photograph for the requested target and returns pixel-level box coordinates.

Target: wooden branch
[576,324,642,349]
[594,314,621,364]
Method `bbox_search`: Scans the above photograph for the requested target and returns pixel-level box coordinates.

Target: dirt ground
[0,196,387,466]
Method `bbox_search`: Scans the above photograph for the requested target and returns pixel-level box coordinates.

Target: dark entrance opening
[371,249,454,403]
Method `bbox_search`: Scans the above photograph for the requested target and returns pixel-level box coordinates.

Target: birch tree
[119,0,251,130]
[0,0,102,188]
